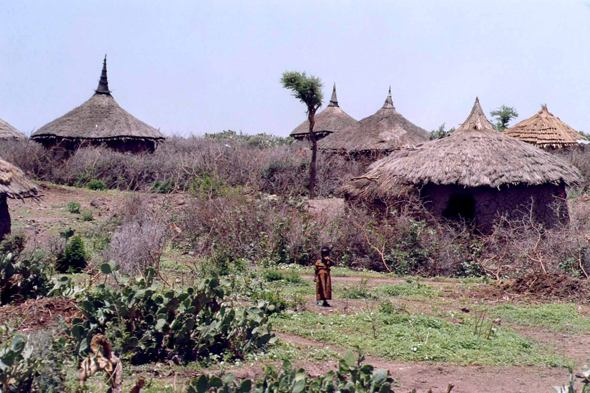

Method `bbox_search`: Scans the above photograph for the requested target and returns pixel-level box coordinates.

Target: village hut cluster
[342,98,581,232]
[317,87,429,157]
[0,56,588,239]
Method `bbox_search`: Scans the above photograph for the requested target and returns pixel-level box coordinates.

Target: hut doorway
[443,193,475,221]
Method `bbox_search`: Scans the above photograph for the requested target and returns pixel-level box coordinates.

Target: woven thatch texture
[0,158,39,199]
[318,88,429,154]
[343,98,581,201]
[0,119,26,140]
[505,105,585,148]
[289,85,357,139]
[31,93,164,142]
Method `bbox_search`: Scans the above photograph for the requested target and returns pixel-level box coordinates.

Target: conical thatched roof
[0,158,39,199]
[343,98,581,200]
[505,105,585,148]
[31,56,164,144]
[318,87,429,155]
[289,84,357,139]
[0,118,26,140]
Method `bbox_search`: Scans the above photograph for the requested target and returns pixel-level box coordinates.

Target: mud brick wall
[420,183,568,233]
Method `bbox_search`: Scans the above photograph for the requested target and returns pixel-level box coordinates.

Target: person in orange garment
[315,246,334,307]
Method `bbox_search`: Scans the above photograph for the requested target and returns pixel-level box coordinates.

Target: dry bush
[0,137,366,198]
[177,195,321,267]
[554,147,590,194]
[102,195,170,276]
[473,200,590,279]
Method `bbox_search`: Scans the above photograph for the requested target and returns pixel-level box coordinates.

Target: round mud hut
[504,105,586,149]
[0,118,26,140]
[289,84,357,141]
[31,56,165,154]
[343,98,581,232]
[318,87,429,158]
[0,158,39,240]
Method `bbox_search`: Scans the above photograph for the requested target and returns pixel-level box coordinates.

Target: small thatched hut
[504,105,586,149]
[318,87,429,157]
[289,84,357,141]
[31,56,165,153]
[0,118,26,140]
[0,158,39,240]
[343,98,581,232]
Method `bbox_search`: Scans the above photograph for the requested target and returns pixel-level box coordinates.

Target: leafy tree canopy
[430,123,456,140]
[490,105,518,132]
[280,72,324,115]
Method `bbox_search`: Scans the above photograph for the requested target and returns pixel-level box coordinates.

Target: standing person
[315,246,334,307]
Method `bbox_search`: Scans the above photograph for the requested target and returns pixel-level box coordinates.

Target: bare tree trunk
[308,109,317,199]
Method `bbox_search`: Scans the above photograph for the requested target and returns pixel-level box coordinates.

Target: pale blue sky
[1,1,590,137]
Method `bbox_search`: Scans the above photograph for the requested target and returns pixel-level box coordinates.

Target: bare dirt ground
[0,297,81,332]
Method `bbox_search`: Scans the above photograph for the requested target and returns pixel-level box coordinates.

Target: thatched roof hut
[0,118,26,140]
[504,105,586,149]
[0,158,39,240]
[31,56,165,153]
[343,98,581,231]
[318,87,429,156]
[289,84,357,140]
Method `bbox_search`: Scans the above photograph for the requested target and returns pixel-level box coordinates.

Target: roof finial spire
[383,86,394,109]
[95,55,111,95]
[328,83,339,107]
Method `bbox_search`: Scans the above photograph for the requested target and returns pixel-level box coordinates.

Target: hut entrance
[443,193,475,221]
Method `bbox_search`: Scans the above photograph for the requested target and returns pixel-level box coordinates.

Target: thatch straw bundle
[289,84,357,139]
[0,158,38,199]
[31,56,164,146]
[318,88,428,155]
[505,105,585,148]
[0,119,26,140]
[343,98,581,201]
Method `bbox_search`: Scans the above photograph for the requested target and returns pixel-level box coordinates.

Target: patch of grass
[340,279,376,300]
[81,211,93,221]
[261,269,307,285]
[490,303,590,333]
[272,310,568,366]
[374,283,441,299]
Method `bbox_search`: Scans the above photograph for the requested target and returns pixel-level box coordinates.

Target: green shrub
[66,201,81,214]
[0,235,51,305]
[151,179,175,194]
[81,211,93,222]
[189,171,240,199]
[341,279,376,300]
[252,290,291,314]
[55,235,87,273]
[263,270,285,282]
[70,265,275,364]
[87,179,106,191]
[188,351,394,393]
